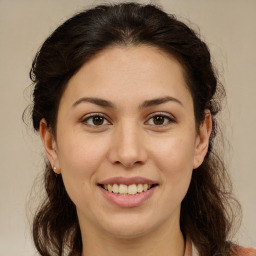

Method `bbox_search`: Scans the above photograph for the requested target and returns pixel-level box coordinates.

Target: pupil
[93,116,104,125]
[154,116,164,125]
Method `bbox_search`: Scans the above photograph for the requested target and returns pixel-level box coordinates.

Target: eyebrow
[139,96,183,109]
[72,96,183,109]
[73,97,115,108]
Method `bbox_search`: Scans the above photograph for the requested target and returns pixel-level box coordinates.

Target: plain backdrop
[0,0,255,255]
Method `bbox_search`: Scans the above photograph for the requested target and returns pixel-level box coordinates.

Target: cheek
[151,135,196,173]
[56,134,110,203]
[56,134,111,214]
[58,134,109,176]
[151,135,195,204]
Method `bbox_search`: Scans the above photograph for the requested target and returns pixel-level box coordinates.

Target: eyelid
[80,113,112,127]
[80,111,176,128]
[145,111,176,126]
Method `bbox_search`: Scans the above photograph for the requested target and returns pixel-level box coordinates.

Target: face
[41,45,211,239]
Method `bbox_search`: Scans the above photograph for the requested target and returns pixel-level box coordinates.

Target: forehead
[60,45,192,109]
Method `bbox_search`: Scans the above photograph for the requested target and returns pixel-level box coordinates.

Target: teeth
[112,184,119,193]
[103,183,153,195]
[137,184,143,193]
[128,184,137,195]
[119,184,128,194]
[143,184,149,191]
[107,184,112,192]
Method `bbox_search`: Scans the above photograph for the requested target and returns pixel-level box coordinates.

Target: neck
[80,210,185,256]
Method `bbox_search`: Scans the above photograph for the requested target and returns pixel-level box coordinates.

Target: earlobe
[39,119,59,169]
[193,110,212,169]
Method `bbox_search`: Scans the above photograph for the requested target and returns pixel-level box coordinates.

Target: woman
[28,2,256,256]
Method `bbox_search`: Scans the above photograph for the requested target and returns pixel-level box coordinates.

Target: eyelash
[146,112,176,127]
[81,113,110,127]
[81,112,176,128]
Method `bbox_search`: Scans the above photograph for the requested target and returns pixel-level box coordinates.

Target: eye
[81,113,111,127]
[146,112,175,126]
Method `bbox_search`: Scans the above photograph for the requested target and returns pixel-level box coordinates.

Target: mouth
[97,176,159,207]
[98,183,158,196]
[98,181,158,208]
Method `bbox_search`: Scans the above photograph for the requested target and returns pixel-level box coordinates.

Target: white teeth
[107,184,112,193]
[102,183,153,195]
[137,184,144,193]
[119,184,128,194]
[128,184,137,195]
[143,184,149,191]
[112,184,119,193]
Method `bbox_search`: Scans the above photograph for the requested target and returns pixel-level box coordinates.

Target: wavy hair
[28,3,240,256]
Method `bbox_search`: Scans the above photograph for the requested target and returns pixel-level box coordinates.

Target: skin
[40,45,212,256]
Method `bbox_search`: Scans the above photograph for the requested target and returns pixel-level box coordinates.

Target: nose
[107,120,148,168]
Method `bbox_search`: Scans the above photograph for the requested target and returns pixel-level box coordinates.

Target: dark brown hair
[28,2,240,256]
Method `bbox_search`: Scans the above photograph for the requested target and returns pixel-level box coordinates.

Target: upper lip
[98,176,158,186]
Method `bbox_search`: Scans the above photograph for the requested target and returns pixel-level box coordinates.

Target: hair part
[28,3,240,256]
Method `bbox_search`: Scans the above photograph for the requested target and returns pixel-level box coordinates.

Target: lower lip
[99,185,156,208]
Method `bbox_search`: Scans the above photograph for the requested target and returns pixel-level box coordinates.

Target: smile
[101,184,155,196]
[98,176,158,207]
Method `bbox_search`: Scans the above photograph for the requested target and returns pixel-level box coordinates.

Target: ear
[39,119,60,171]
[193,110,212,169]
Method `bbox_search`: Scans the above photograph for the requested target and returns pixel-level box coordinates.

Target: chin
[98,213,155,239]
[99,210,173,241]
[105,225,152,239]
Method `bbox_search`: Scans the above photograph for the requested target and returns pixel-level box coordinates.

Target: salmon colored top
[184,237,256,256]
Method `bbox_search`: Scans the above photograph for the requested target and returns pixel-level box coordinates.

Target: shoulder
[231,245,256,256]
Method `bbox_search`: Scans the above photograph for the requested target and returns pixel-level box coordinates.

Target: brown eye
[146,113,175,127]
[82,114,110,127]
[92,116,105,126]
[153,116,165,125]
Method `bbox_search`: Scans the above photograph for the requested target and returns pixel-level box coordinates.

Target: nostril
[123,160,145,168]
